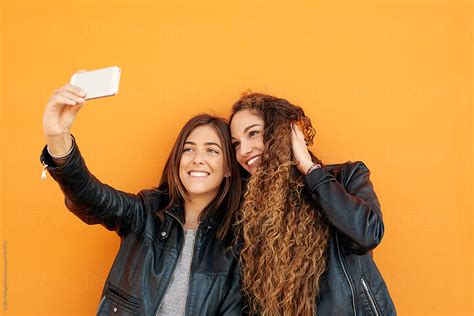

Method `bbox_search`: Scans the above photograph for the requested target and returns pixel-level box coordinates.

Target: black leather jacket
[40,139,242,316]
[40,137,395,316]
[304,161,397,315]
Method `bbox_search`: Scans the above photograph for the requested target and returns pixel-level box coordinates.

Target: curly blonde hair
[231,92,330,315]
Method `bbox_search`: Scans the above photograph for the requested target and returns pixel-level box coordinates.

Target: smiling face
[179,124,227,201]
[230,109,265,174]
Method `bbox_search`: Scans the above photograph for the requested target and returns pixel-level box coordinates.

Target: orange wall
[1,0,472,315]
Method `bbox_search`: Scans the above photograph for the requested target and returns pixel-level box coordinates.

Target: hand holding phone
[70,66,121,100]
[43,67,121,160]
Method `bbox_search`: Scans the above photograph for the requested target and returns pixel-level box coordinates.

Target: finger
[52,94,80,106]
[291,123,299,141]
[63,83,87,98]
[293,123,303,135]
[292,123,305,141]
[291,122,299,135]
[69,102,84,115]
[60,90,85,104]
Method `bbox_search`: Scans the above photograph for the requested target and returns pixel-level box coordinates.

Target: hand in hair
[291,123,314,174]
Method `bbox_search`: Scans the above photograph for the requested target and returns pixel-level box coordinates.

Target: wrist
[305,163,322,175]
[46,133,73,158]
[299,160,314,175]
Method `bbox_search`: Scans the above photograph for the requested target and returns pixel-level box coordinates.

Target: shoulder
[137,188,170,212]
[324,160,369,173]
[323,161,371,186]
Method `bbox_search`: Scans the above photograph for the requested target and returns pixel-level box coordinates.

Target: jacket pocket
[96,284,141,316]
[360,275,381,316]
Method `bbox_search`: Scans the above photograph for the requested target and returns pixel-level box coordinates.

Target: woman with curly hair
[229,92,396,315]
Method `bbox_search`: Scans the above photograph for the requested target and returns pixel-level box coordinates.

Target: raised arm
[41,77,150,237]
[41,136,151,237]
[304,161,384,254]
[291,123,384,254]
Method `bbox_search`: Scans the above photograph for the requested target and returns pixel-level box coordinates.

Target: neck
[183,193,216,230]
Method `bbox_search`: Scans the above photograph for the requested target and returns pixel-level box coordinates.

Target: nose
[191,150,205,165]
[239,140,253,157]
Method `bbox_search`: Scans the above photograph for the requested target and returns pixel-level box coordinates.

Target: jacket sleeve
[40,135,150,238]
[304,161,384,255]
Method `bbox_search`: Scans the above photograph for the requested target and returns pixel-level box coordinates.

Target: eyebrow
[184,141,223,150]
[231,124,262,140]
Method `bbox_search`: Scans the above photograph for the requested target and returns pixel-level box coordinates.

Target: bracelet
[47,136,75,159]
[306,163,322,175]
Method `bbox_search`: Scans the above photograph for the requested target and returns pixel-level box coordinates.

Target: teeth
[247,156,261,166]
[189,171,209,177]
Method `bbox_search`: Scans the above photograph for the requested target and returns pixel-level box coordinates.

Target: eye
[249,130,260,138]
[183,147,193,152]
[208,148,220,154]
[232,142,240,150]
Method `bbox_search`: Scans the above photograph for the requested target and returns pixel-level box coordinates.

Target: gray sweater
[157,230,196,316]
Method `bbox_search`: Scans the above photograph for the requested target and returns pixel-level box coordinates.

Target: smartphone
[70,66,121,100]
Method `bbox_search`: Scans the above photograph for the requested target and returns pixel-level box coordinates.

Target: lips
[188,171,210,177]
[246,155,261,167]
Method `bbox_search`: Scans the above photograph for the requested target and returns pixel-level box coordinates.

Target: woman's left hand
[291,123,314,175]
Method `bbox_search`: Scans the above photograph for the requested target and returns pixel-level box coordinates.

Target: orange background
[0,0,472,315]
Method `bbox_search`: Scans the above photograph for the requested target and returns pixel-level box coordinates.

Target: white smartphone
[70,66,121,100]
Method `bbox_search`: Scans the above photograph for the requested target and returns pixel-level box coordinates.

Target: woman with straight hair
[40,76,243,315]
[229,92,396,315]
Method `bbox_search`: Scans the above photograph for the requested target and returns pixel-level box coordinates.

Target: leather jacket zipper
[335,232,357,315]
[183,223,201,315]
[41,161,48,180]
[154,211,185,316]
[361,277,380,316]
[155,211,201,316]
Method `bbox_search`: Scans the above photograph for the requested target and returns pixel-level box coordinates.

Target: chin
[247,164,261,174]
[186,186,219,198]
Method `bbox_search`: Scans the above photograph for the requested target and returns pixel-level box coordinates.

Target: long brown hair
[231,92,330,315]
[158,114,241,239]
